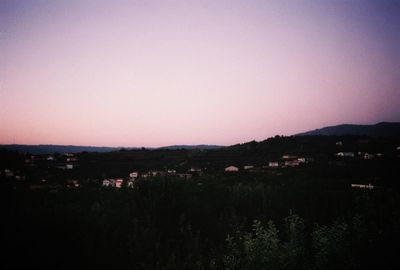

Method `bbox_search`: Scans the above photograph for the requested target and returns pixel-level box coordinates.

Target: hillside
[296,122,400,137]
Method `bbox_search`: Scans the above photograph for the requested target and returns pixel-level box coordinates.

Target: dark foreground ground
[1,136,400,269]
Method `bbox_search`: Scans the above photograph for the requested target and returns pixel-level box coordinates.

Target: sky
[1,0,400,147]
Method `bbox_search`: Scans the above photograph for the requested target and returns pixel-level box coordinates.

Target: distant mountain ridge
[0,144,224,154]
[3,122,399,154]
[0,144,123,154]
[296,122,400,137]
[158,145,223,150]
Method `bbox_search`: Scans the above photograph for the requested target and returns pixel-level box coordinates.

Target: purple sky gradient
[1,0,400,147]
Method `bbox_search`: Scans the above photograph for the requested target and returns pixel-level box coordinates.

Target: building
[351,183,374,190]
[244,165,254,170]
[189,167,202,173]
[127,180,135,188]
[129,172,139,179]
[141,171,163,178]
[102,179,111,187]
[4,169,14,177]
[225,166,239,172]
[284,160,300,167]
[297,158,306,163]
[282,155,297,160]
[297,157,314,163]
[336,141,343,146]
[67,179,80,188]
[167,169,176,174]
[268,162,279,168]
[336,152,355,158]
[66,164,73,170]
[363,153,375,160]
[115,179,124,188]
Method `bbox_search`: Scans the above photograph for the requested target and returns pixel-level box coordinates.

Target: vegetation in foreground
[1,173,399,270]
[1,135,399,269]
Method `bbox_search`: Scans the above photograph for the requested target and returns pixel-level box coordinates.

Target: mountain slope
[296,122,400,137]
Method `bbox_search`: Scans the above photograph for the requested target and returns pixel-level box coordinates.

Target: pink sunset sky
[1,0,400,147]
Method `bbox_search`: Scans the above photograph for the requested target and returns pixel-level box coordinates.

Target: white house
[336,152,355,158]
[297,158,306,163]
[129,172,139,179]
[115,179,124,188]
[127,180,134,188]
[282,155,297,160]
[244,165,254,170]
[66,164,73,170]
[284,160,300,167]
[67,179,80,188]
[351,183,374,190]
[4,169,14,177]
[189,167,202,173]
[102,179,111,187]
[336,141,343,146]
[269,162,279,168]
[225,166,239,172]
[363,153,375,160]
[297,157,314,163]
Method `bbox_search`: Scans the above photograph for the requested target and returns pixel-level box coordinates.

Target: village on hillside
[2,136,399,191]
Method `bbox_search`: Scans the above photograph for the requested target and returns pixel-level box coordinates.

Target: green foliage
[223,220,282,270]
[2,172,400,269]
[282,213,306,269]
[311,221,350,270]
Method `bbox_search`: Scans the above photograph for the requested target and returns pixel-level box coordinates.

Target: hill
[0,144,224,154]
[296,122,400,137]
[0,144,123,154]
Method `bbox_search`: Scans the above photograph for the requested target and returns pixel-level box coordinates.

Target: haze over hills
[0,145,124,155]
[0,144,224,155]
[2,122,400,154]
[296,122,400,137]
[158,145,224,150]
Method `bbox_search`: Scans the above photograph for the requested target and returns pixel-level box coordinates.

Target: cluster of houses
[100,157,315,188]
[2,142,398,191]
[335,151,383,159]
[223,155,314,172]
[24,153,78,170]
[102,171,140,188]
[335,140,388,160]
[351,183,374,190]
[102,178,129,188]
[0,169,26,181]
[101,169,195,188]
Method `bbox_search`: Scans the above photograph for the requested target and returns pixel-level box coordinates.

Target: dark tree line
[1,173,400,270]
